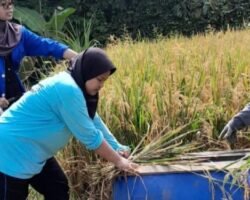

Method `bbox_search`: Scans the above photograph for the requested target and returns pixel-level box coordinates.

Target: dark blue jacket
[0,25,68,98]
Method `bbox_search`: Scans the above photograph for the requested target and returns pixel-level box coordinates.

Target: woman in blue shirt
[0,1,79,199]
[0,47,138,200]
[0,0,77,111]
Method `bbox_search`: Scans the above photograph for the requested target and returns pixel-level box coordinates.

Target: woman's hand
[95,140,139,173]
[118,150,130,158]
[115,157,139,173]
[0,98,9,109]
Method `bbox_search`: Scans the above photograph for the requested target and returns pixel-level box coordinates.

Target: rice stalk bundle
[66,123,205,200]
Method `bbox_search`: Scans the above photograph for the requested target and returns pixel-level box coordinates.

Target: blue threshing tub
[113,150,249,200]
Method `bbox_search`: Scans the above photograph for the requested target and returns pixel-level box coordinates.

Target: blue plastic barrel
[113,170,245,200]
[113,150,250,200]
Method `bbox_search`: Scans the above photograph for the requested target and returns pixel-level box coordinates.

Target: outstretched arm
[219,103,250,145]
[63,49,78,60]
[233,103,250,127]
[57,85,137,171]
[23,26,77,59]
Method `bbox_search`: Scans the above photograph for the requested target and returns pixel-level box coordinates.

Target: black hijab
[0,20,21,56]
[69,47,116,119]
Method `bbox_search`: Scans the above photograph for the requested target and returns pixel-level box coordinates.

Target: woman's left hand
[118,150,130,158]
[0,98,9,108]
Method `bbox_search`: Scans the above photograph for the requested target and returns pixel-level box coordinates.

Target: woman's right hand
[95,140,140,173]
[115,157,139,173]
[0,98,9,108]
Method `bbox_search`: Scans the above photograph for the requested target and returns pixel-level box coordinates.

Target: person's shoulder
[52,72,85,105]
[54,71,82,97]
[18,25,38,37]
[55,71,76,86]
[15,24,27,32]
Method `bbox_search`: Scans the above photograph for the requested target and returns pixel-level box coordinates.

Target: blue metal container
[113,150,248,200]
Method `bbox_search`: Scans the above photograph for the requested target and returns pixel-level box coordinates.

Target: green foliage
[13,6,77,89]
[59,17,99,52]
[14,6,75,38]
[47,8,76,35]
[14,6,46,34]
[16,0,250,43]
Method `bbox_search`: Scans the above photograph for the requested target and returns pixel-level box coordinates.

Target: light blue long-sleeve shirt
[0,71,128,179]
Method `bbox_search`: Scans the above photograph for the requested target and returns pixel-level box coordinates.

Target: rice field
[101,29,250,149]
[30,28,250,199]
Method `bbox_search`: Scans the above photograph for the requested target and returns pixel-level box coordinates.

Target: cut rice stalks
[73,123,207,199]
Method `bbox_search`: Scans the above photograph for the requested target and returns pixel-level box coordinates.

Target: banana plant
[13,6,76,38]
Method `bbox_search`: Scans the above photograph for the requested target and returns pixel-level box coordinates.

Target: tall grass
[102,29,250,147]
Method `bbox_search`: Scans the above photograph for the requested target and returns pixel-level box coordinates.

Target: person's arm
[63,49,78,60]
[93,113,130,154]
[219,103,250,145]
[22,26,76,60]
[57,86,138,171]
[55,80,137,171]
[233,103,250,127]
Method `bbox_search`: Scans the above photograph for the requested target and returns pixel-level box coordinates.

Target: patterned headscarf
[0,19,21,56]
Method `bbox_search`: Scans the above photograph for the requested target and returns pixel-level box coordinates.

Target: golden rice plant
[28,29,250,199]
